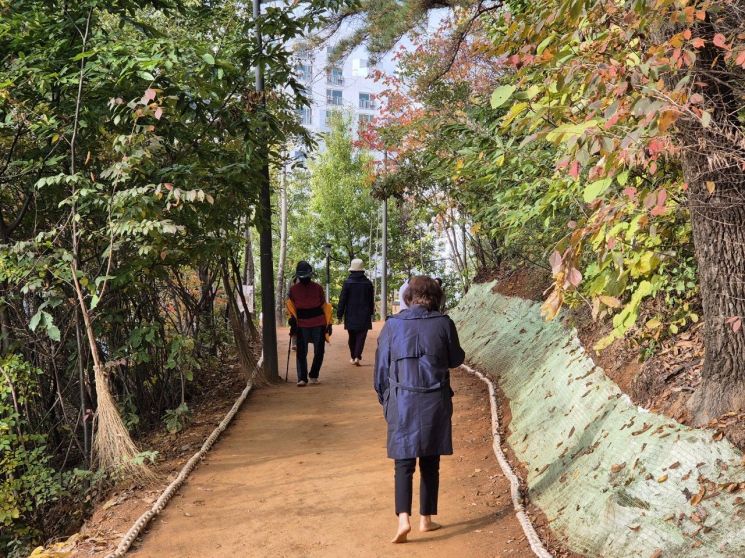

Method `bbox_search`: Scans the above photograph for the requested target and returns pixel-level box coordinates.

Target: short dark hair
[403,276,443,311]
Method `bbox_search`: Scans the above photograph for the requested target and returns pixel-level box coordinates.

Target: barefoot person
[374,276,466,543]
[337,258,375,366]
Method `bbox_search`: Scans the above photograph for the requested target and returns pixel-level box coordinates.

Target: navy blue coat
[337,271,375,331]
[374,305,466,459]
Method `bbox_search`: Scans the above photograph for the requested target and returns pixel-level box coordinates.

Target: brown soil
[491,266,551,302]
[58,355,248,556]
[563,293,745,452]
[70,323,538,557]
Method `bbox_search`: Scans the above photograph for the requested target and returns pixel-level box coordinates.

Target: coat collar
[391,304,442,320]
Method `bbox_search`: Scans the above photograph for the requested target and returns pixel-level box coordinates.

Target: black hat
[295,261,313,279]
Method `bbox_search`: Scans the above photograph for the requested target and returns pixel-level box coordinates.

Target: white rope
[104,354,263,558]
[461,364,553,558]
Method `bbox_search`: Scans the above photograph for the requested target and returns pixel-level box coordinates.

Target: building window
[296,62,312,82]
[359,93,375,110]
[327,66,344,86]
[358,113,374,130]
[325,109,341,126]
[297,107,312,125]
[352,57,369,77]
[327,89,343,106]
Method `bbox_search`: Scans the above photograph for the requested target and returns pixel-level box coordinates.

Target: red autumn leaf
[569,160,580,179]
[623,187,637,200]
[549,250,563,274]
[734,319,742,334]
[154,107,163,120]
[568,267,583,287]
[682,29,692,40]
[690,37,705,49]
[736,50,745,68]
[144,88,157,101]
[657,189,668,205]
[713,33,729,50]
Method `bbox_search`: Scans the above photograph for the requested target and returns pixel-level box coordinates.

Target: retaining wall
[450,283,745,557]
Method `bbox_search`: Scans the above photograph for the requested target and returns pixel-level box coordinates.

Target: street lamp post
[324,243,331,301]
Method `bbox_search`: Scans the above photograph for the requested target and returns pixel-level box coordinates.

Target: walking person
[286,261,332,386]
[374,276,466,543]
[337,258,375,366]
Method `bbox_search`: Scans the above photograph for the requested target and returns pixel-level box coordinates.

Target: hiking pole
[285,336,292,382]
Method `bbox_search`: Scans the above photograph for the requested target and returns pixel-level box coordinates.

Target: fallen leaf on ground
[691,486,706,506]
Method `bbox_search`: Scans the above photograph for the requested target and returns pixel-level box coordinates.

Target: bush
[1,356,63,555]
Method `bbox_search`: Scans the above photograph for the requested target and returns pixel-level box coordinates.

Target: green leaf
[583,178,611,203]
[490,85,516,109]
[202,53,215,65]
[47,322,61,342]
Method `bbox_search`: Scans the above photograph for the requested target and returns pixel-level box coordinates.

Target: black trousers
[347,329,368,360]
[394,456,440,515]
[296,326,325,381]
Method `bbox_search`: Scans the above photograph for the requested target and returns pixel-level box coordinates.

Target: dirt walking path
[128,323,533,557]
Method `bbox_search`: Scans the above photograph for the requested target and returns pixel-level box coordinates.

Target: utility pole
[380,150,388,320]
[254,0,279,381]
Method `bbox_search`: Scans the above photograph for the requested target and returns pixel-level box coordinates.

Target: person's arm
[374,323,391,404]
[337,281,348,321]
[446,317,466,368]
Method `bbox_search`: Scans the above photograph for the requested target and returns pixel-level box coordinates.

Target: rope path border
[461,364,553,558]
[105,359,551,557]
[104,355,262,558]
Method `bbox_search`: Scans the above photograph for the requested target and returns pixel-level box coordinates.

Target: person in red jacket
[288,261,330,386]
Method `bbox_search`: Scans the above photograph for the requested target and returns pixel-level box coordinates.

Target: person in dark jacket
[374,276,466,543]
[288,261,330,386]
[337,258,375,366]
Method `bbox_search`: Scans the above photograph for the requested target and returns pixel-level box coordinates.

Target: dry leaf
[651,550,663,558]
[657,474,669,483]
[691,486,706,506]
[611,462,626,473]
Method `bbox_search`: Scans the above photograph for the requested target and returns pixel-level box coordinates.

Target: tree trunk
[221,260,261,384]
[682,20,745,423]
[685,158,745,423]
[243,226,255,287]
[275,164,288,324]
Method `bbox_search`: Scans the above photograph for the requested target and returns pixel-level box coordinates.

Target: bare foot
[420,516,442,532]
[391,513,411,543]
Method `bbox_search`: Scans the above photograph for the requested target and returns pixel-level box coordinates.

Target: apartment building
[294,44,384,152]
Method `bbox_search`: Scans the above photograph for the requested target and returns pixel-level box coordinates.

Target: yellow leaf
[645,318,662,330]
[599,295,622,308]
[657,474,668,483]
[705,181,715,193]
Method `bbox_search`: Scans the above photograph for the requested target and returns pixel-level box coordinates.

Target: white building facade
[294,44,384,148]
